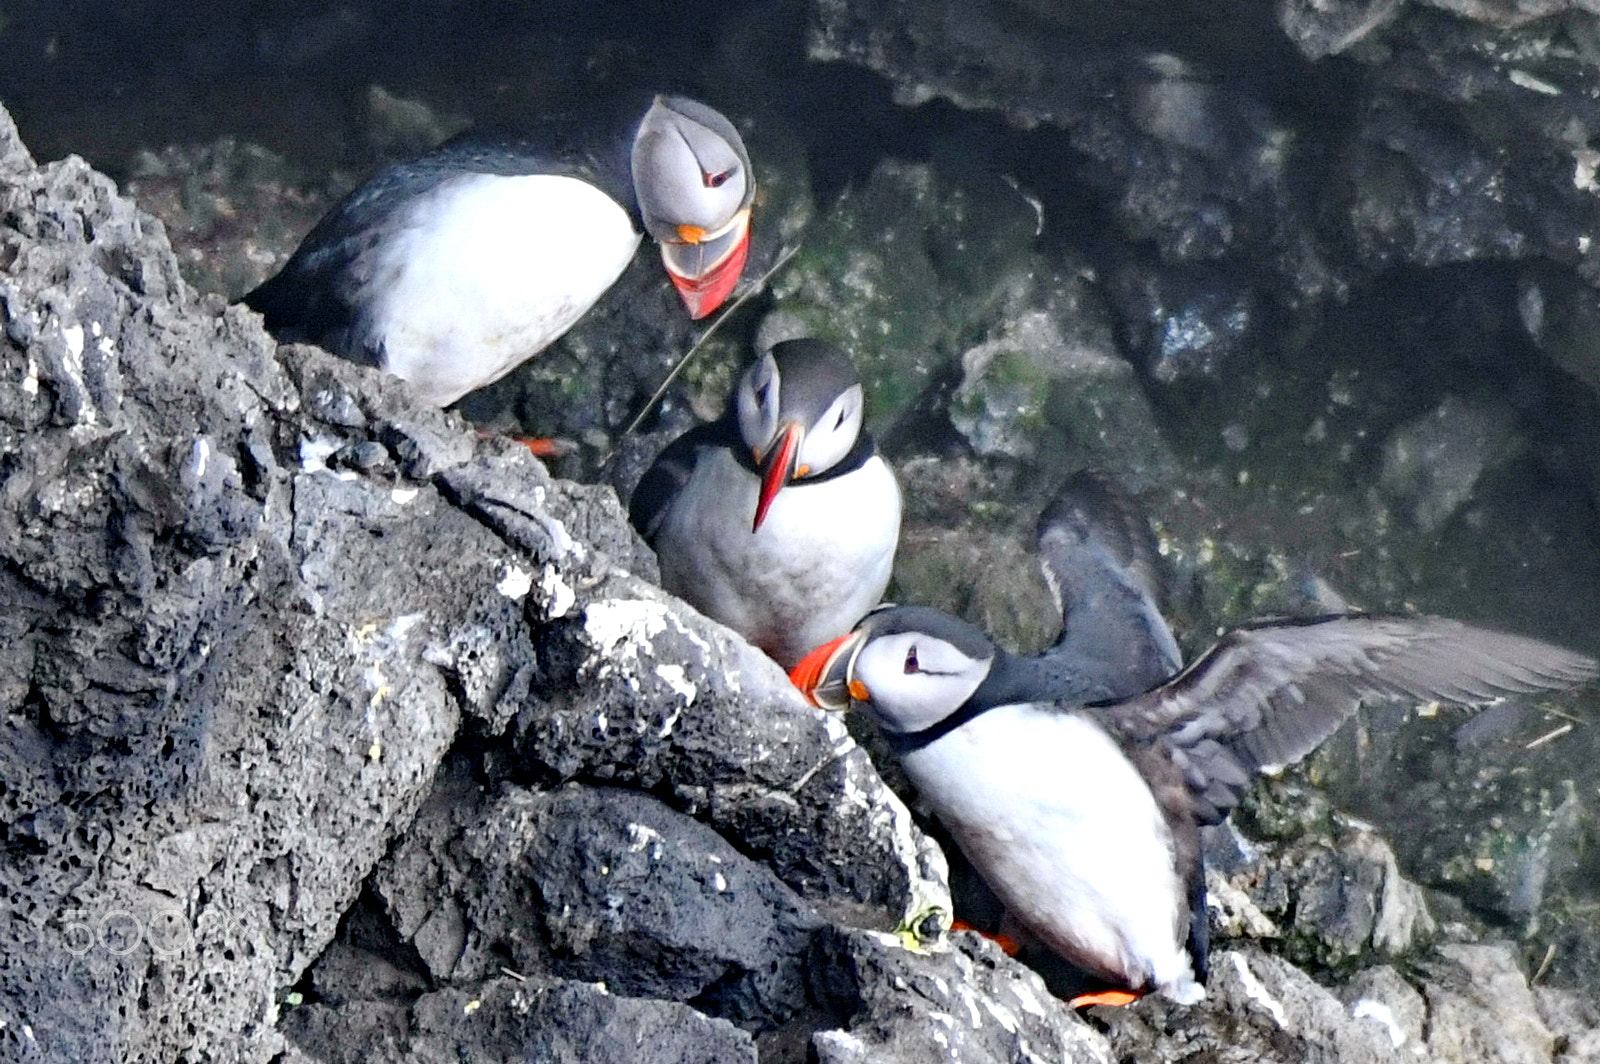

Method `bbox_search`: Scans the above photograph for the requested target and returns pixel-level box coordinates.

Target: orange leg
[511,436,569,459]
[949,919,1021,957]
[473,429,572,459]
[1068,988,1144,1009]
[948,915,1143,1008]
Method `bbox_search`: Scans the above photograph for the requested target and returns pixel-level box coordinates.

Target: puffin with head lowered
[791,473,1598,1007]
[630,338,901,669]
[244,95,753,408]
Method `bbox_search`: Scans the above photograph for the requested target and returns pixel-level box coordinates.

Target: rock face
[0,104,946,1063]
[4,0,1600,1060]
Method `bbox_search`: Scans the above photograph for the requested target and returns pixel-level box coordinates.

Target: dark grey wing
[1034,471,1182,701]
[242,206,388,359]
[1100,614,1598,824]
[243,121,635,357]
[243,152,482,356]
[628,418,739,544]
[432,124,636,218]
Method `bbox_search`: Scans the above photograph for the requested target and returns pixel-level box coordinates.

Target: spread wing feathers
[1101,614,1597,825]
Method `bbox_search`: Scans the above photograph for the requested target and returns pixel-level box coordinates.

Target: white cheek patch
[799,387,863,472]
[915,638,978,675]
[736,359,779,451]
[853,634,989,735]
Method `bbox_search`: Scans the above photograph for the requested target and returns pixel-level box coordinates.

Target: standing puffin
[244,95,753,407]
[790,476,1597,1006]
[630,339,901,669]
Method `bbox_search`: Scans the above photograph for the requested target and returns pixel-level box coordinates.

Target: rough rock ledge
[2,100,1597,1064]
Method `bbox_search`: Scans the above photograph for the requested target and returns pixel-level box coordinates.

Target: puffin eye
[704,168,735,189]
[834,408,847,429]
[904,645,920,674]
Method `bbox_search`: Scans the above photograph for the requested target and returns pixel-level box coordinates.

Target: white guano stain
[583,599,673,681]
[1575,151,1600,193]
[984,996,1024,1035]
[626,822,663,858]
[1508,69,1560,95]
[388,614,425,640]
[820,711,852,745]
[497,564,533,600]
[298,436,358,480]
[581,599,714,689]
[540,567,576,618]
[1008,975,1051,1019]
[1352,998,1405,1047]
[1229,953,1285,1026]
[813,1031,866,1054]
[955,984,984,1029]
[652,663,697,738]
[59,322,95,425]
[654,664,696,705]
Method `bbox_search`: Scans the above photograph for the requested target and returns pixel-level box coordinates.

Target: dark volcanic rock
[516,981,758,1064]
[808,927,1115,1064]
[0,102,474,1063]
[7,0,1600,1058]
[373,781,823,1029]
[280,975,758,1064]
[0,101,947,1063]
[519,786,820,1024]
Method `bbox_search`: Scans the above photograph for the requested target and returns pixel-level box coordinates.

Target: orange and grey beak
[788,629,867,709]
[660,208,752,320]
[752,420,804,532]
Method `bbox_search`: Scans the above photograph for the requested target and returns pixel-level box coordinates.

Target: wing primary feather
[1110,613,1595,822]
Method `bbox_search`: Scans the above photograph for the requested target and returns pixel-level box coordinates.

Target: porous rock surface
[0,103,948,1063]
[6,8,1600,1056]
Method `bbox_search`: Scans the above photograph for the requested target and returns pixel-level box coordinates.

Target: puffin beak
[789,629,866,709]
[752,420,803,532]
[659,208,751,319]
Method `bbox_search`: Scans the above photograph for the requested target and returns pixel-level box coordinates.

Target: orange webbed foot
[510,436,573,459]
[472,430,575,459]
[950,919,1021,956]
[1068,988,1143,1009]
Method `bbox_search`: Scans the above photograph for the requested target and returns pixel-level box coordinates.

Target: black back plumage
[628,417,742,544]
[242,116,637,360]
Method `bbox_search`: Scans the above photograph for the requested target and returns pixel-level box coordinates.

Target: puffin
[790,475,1598,1007]
[244,95,754,408]
[630,338,901,669]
